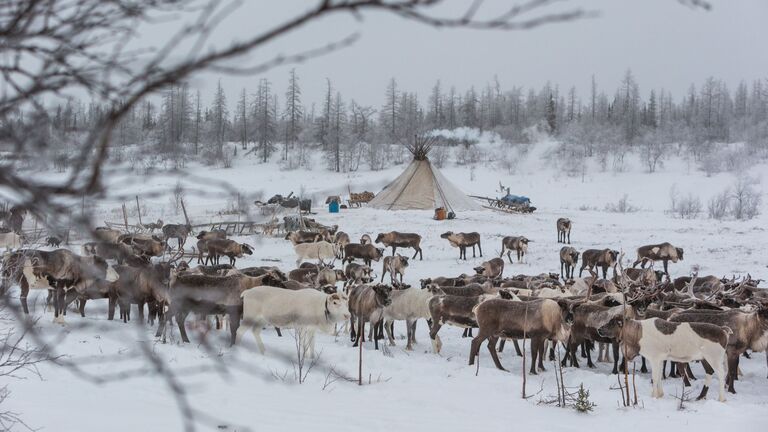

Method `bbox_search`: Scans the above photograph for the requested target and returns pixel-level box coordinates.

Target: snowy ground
[4,141,768,431]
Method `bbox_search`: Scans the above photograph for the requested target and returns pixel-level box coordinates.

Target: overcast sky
[145,0,768,107]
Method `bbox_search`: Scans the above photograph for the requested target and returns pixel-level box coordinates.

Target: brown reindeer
[376,231,423,260]
[162,223,192,250]
[559,246,580,280]
[428,294,495,353]
[469,298,572,373]
[114,262,173,324]
[348,283,393,350]
[206,239,254,266]
[82,241,135,264]
[159,273,270,345]
[120,234,165,257]
[344,263,374,289]
[632,242,684,275]
[474,257,504,279]
[284,231,322,245]
[334,231,351,258]
[381,254,409,284]
[440,231,482,260]
[579,248,619,279]
[343,243,384,267]
[194,231,227,264]
[556,218,572,244]
[500,236,530,264]
[564,302,636,374]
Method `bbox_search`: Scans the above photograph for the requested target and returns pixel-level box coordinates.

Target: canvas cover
[369,159,482,211]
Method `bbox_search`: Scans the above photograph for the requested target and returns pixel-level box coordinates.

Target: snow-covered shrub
[496,150,519,174]
[220,151,233,168]
[668,186,702,219]
[455,144,482,166]
[431,144,450,168]
[707,190,730,220]
[730,176,761,220]
[605,194,639,213]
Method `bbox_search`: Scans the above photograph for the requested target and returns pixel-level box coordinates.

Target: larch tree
[235,88,249,150]
[210,79,229,158]
[283,68,304,161]
[381,78,399,141]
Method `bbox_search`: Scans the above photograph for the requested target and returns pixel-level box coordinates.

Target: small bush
[431,145,449,168]
[573,383,596,413]
[707,190,730,220]
[730,176,762,220]
[669,191,702,219]
[605,194,639,213]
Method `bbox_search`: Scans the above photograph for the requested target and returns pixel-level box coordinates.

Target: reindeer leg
[487,336,506,371]
[176,310,191,343]
[529,338,540,375]
[469,330,487,366]
[498,338,506,352]
[611,342,620,374]
[686,363,696,380]
[478,242,482,257]
[429,321,443,354]
[696,359,715,400]
[586,343,596,368]
[228,306,240,346]
[726,352,739,393]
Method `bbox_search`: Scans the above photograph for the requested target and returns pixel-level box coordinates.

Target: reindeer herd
[1,214,767,404]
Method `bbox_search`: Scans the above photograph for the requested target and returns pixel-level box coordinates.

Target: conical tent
[368,134,481,212]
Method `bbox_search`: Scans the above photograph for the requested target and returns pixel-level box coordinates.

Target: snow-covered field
[4,141,768,432]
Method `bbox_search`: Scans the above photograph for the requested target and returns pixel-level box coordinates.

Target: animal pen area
[2,154,768,432]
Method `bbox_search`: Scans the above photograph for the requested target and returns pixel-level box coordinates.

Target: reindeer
[579,248,619,279]
[440,231,482,260]
[474,257,504,279]
[469,298,572,373]
[206,239,254,266]
[162,223,192,250]
[559,246,580,280]
[375,231,423,260]
[381,254,409,284]
[333,231,351,258]
[500,236,530,264]
[556,218,572,244]
[632,242,684,275]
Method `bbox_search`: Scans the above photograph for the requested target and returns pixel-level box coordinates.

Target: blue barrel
[328,200,339,213]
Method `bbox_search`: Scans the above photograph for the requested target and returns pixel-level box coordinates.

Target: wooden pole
[358,318,363,386]
[180,198,190,226]
[122,203,129,231]
[135,196,142,226]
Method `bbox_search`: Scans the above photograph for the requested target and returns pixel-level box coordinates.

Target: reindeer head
[440,231,453,239]
[425,283,444,295]
[372,284,393,307]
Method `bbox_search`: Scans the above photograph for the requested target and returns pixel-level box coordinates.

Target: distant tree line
[2,69,766,173]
